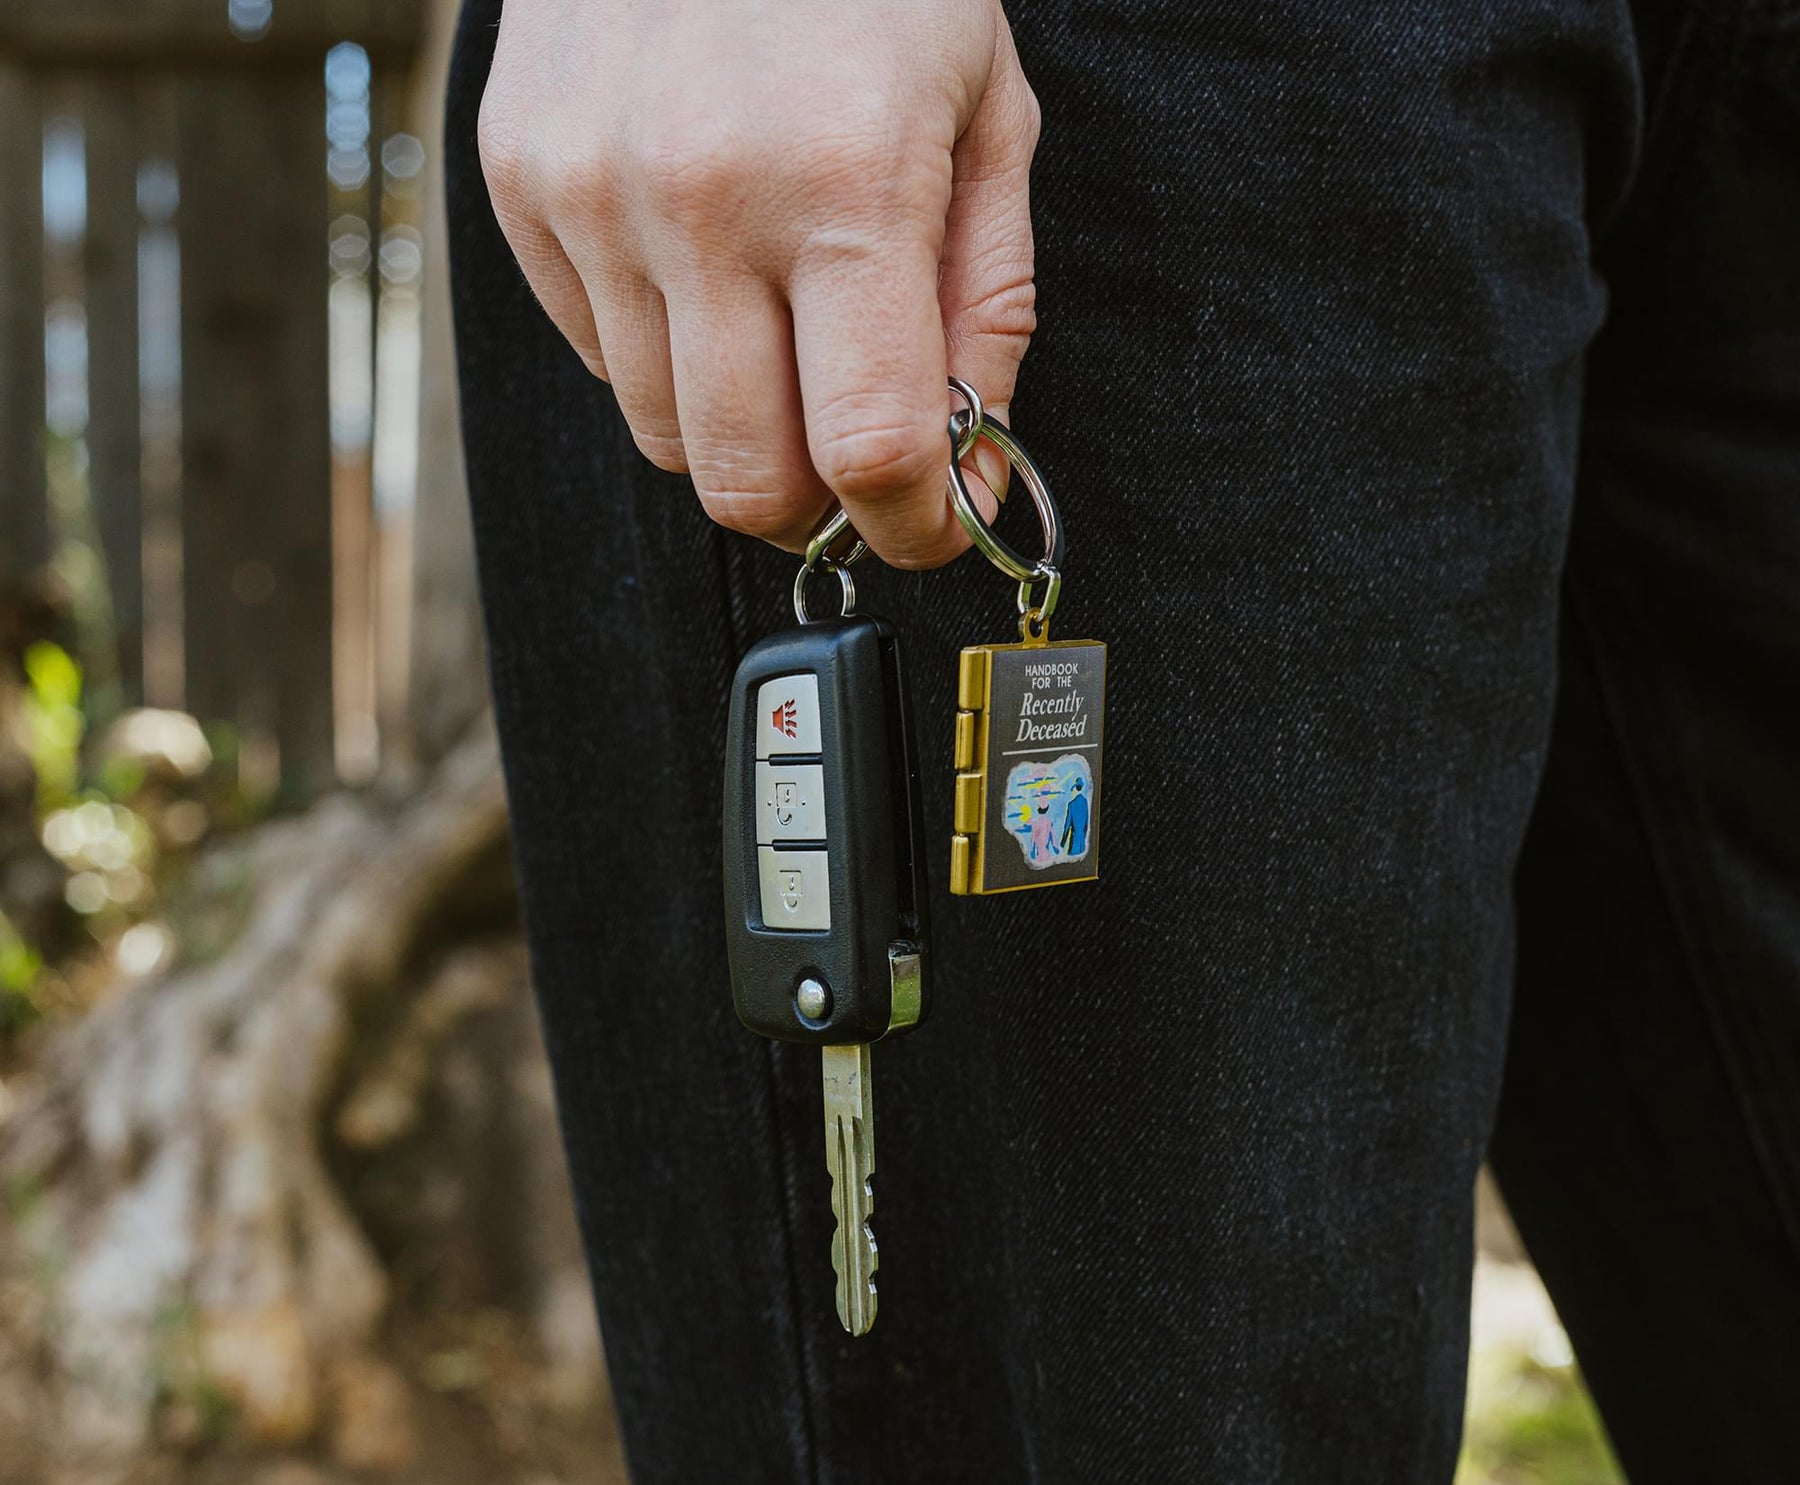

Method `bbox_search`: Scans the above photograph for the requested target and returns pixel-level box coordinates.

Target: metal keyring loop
[947,376,985,463]
[793,558,856,624]
[946,415,1066,587]
[1016,564,1062,621]
[804,504,867,570]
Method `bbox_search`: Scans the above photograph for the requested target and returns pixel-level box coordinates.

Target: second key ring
[945,376,1066,607]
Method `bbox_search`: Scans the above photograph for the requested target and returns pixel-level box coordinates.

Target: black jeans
[445,0,1800,1480]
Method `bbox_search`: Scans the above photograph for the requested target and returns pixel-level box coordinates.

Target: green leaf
[23,641,82,710]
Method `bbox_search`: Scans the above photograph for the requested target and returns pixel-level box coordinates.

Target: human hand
[478,0,1038,568]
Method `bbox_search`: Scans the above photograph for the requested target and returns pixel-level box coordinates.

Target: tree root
[0,725,590,1473]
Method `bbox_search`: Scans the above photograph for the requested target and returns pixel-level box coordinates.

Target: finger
[580,263,687,471]
[489,211,612,382]
[667,278,833,551]
[790,236,967,571]
[477,85,615,381]
[958,399,1009,525]
[942,21,1039,516]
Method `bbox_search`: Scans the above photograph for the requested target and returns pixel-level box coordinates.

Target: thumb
[942,17,1039,522]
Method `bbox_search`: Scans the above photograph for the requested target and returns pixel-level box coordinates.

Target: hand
[478,0,1039,568]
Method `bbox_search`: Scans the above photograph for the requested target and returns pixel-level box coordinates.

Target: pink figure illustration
[1029,802,1055,861]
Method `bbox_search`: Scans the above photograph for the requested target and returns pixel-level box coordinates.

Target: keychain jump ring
[947,376,985,463]
[1016,563,1062,623]
[805,504,868,570]
[946,414,1066,585]
[793,558,856,625]
[794,502,862,623]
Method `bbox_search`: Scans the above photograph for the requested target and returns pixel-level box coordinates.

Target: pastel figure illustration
[1003,753,1095,870]
[1060,777,1089,857]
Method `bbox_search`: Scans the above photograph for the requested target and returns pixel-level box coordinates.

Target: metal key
[723,615,930,1335]
[822,1042,876,1334]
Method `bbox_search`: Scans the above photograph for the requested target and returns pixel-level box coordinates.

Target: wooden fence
[0,0,434,797]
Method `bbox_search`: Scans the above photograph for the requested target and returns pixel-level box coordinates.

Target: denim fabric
[1492,5,1800,1478]
[444,0,1800,1479]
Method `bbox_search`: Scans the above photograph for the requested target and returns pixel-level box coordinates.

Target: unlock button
[757,847,831,931]
[755,762,827,843]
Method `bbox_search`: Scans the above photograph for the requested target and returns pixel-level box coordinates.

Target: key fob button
[756,762,827,843]
[756,674,822,759]
[757,847,832,931]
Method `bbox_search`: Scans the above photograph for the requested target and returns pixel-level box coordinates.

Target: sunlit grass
[1459,1267,1625,1485]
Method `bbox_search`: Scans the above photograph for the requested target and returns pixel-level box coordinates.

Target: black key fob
[722,615,929,1045]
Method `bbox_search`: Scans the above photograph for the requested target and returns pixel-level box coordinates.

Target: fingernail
[973,402,1012,505]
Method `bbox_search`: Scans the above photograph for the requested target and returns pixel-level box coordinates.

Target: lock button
[758,847,832,931]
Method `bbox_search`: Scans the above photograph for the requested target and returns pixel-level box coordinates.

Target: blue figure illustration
[1004,754,1093,870]
[1059,776,1089,858]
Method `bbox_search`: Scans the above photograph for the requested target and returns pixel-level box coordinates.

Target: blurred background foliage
[0,2,1623,1482]
[1460,1354,1624,1485]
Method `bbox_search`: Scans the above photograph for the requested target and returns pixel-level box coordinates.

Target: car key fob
[722,614,929,1045]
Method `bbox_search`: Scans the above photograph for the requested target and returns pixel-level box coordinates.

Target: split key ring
[945,376,1066,623]
[795,376,1069,625]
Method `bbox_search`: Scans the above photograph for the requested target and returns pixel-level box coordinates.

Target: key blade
[822,1043,878,1336]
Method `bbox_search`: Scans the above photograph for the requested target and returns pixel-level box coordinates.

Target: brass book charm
[950,637,1107,895]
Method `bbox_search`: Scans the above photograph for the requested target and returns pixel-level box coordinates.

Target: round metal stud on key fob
[796,976,832,1021]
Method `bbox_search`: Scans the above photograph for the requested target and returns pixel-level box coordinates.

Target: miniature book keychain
[942,377,1107,895]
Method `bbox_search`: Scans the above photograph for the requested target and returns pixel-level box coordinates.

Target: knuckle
[699,489,810,544]
[541,143,625,230]
[950,275,1038,358]
[634,122,754,225]
[630,428,687,472]
[481,99,624,238]
[1017,83,1044,150]
[812,411,937,499]
[795,131,940,224]
[630,110,932,245]
[476,94,530,204]
[792,129,895,193]
[881,537,962,573]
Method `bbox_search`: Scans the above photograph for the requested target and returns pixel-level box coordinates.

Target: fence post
[83,80,143,705]
[178,70,335,795]
[0,65,47,585]
[407,0,487,764]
